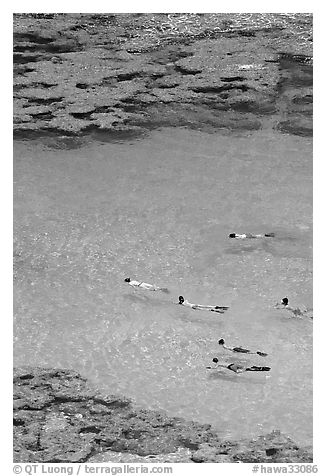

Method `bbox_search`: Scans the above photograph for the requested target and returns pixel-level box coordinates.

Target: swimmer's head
[212,358,219,363]
[218,338,225,345]
[124,278,131,283]
[282,297,289,306]
[229,233,236,238]
[178,296,184,304]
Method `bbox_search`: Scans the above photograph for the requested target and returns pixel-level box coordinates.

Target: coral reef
[14,367,313,463]
[13,14,312,141]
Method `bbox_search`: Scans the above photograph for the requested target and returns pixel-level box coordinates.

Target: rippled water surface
[13,128,313,445]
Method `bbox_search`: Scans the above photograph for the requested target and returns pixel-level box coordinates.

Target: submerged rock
[13,366,313,463]
[13,14,312,141]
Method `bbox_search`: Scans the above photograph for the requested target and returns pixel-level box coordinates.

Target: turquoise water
[13,128,312,445]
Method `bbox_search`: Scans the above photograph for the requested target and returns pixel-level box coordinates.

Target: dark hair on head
[212,358,218,363]
[229,233,236,238]
[282,297,289,306]
[218,338,225,345]
[124,278,131,282]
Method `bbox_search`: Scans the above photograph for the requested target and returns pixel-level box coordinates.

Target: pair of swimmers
[206,338,270,374]
[124,278,228,312]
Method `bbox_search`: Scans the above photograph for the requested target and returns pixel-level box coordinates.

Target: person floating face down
[178,296,228,313]
[218,338,268,357]
[124,278,169,293]
[274,297,313,319]
[207,358,271,374]
[229,232,275,239]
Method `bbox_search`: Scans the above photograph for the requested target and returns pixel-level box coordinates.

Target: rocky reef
[14,367,313,463]
[13,13,312,143]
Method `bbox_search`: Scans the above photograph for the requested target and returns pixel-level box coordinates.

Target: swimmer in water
[229,232,275,239]
[275,297,291,309]
[124,278,169,293]
[207,358,270,373]
[275,297,312,318]
[218,338,268,357]
[178,296,228,313]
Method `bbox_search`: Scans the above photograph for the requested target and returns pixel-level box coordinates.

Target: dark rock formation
[14,367,313,463]
[13,14,312,142]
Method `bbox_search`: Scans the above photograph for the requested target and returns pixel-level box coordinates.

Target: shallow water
[13,127,312,445]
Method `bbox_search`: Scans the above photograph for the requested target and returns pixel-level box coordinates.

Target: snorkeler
[275,297,291,309]
[229,233,275,239]
[274,297,312,318]
[178,296,228,313]
[206,358,270,373]
[124,278,169,293]
[218,338,268,357]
